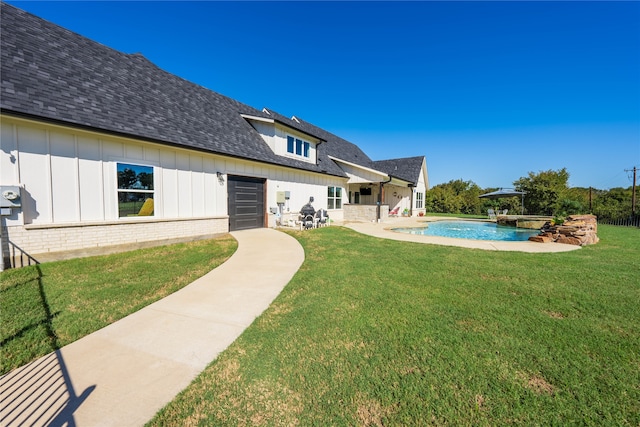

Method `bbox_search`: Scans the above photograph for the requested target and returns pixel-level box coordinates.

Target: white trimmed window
[287,135,310,158]
[328,186,342,210]
[416,192,424,209]
[117,163,154,217]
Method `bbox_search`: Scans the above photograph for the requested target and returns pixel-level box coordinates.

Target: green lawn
[150,225,639,426]
[0,235,237,375]
[1,225,638,425]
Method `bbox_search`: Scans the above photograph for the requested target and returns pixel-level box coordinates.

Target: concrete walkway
[342,217,580,253]
[0,228,304,427]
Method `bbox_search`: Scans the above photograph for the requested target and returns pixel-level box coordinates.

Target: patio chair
[389,207,399,217]
[501,209,509,215]
[315,209,329,227]
[488,208,496,220]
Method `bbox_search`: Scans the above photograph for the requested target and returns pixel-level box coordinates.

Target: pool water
[392,221,540,242]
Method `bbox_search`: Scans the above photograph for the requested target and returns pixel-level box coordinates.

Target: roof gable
[261,108,325,142]
[372,156,425,185]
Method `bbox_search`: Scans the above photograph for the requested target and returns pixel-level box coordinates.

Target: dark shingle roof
[0,3,348,177]
[260,108,325,141]
[372,156,425,185]
[1,3,426,183]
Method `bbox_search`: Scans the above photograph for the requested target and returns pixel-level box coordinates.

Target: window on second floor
[287,135,311,159]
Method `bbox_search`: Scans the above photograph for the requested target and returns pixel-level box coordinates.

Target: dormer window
[243,114,318,164]
[287,135,310,158]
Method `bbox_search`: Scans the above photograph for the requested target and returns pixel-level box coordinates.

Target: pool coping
[339,217,581,253]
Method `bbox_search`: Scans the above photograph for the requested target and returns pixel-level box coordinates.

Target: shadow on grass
[1,266,60,349]
[0,266,95,426]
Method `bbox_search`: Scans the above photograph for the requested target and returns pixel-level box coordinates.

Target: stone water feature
[528,214,599,246]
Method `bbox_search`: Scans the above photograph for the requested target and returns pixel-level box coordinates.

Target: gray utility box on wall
[1,185,21,216]
[276,191,290,204]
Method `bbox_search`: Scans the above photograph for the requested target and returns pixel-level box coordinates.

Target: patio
[337,216,579,253]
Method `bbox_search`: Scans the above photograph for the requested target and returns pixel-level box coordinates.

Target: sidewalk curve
[0,228,304,427]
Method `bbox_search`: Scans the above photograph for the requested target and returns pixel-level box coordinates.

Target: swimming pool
[392,221,540,242]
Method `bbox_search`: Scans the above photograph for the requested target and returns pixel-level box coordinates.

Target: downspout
[378,175,393,222]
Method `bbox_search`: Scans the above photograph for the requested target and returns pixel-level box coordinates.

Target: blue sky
[8,1,640,190]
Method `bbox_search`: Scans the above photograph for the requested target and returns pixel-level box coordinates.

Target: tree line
[425,168,636,221]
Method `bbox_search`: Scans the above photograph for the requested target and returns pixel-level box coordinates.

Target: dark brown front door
[227,176,265,231]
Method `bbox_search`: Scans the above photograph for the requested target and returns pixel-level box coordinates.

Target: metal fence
[598,216,640,228]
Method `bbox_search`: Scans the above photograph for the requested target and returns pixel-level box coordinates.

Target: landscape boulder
[529,214,599,246]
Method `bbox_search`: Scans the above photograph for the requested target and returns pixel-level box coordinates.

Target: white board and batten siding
[268,172,345,220]
[1,117,227,226]
[1,116,346,256]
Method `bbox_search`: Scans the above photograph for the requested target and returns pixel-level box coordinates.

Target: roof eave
[1,109,347,178]
[328,155,388,179]
[240,113,275,124]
